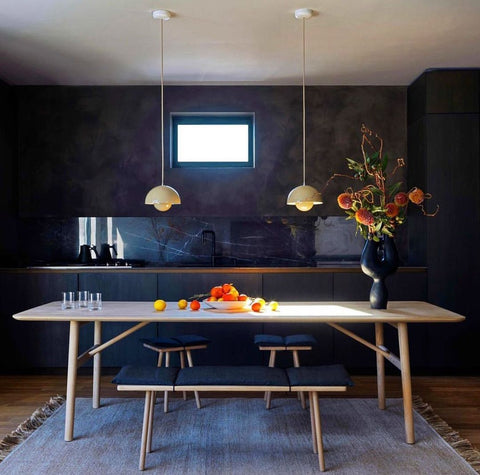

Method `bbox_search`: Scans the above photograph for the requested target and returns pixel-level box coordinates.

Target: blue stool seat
[141,334,210,350]
[254,334,318,348]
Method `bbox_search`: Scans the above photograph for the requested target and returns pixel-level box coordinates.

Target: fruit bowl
[203,299,251,311]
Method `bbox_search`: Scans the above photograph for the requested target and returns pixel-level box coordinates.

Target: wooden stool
[254,334,318,409]
[141,334,209,412]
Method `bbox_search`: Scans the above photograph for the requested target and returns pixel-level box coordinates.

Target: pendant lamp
[286,8,323,212]
[145,10,181,212]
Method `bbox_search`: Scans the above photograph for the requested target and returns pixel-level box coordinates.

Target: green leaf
[387,181,403,199]
[381,153,389,172]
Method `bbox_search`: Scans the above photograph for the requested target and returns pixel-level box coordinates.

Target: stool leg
[180,351,187,400]
[308,392,318,453]
[311,391,325,471]
[292,350,306,409]
[186,350,202,409]
[140,391,152,471]
[265,350,276,409]
[164,352,170,413]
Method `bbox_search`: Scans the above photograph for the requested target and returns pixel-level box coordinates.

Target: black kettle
[78,245,99,264]
[99,243,117,263]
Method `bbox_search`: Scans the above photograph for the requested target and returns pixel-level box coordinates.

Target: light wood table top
[13,300,465,324]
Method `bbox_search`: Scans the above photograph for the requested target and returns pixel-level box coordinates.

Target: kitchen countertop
[0,265,427,273]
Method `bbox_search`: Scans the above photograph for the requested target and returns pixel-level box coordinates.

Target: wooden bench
[113,364,353,471]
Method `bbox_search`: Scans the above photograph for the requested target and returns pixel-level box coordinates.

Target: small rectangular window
[171,114,254,168]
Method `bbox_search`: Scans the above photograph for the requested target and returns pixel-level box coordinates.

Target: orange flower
[408,187,425,205]
[385,203,399,217]
[394,192,409,207]
[355,208,375,226]
[337,193,353,210]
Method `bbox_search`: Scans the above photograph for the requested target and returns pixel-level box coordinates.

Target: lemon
[154,299,167,311]
[178,299,188,310]
[254,297,266,308]
[269,301,279,311]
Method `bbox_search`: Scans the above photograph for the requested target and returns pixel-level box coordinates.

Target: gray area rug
[0,397,476,474]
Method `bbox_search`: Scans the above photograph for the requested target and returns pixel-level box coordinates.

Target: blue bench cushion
[284,334,318,347]
[112,366,179,386]
[254,334,285,347]
[175,366,290,387]
[142,334,210,350]
[286,365,354,387]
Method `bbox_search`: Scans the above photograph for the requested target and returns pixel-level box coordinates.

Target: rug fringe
[0,395,65,462]
[413,395,480,473]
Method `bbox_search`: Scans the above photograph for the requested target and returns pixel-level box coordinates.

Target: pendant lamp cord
[302,17,306,186]
[160,19,165,186]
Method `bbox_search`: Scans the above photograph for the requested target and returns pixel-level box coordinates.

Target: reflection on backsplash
[15,216,408,267]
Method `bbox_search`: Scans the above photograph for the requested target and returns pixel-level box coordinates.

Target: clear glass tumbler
[88,292,102,311]
[77,291,89,309]
[62,291,75,310]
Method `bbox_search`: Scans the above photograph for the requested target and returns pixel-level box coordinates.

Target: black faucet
[201,230,216,267]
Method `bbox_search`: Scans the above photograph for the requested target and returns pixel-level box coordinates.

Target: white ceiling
[1,0,480,86]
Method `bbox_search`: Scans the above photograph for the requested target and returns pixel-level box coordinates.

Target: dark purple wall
[16,85,406,217]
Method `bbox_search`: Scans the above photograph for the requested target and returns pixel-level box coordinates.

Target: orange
[251,302,262,312]
[190,300,200,311]
[238,294,248,301]
[210,286,223,299]
[223,293,236,301]
[337,193,353,210]
[222,283,232,294]
[154,299,166,311]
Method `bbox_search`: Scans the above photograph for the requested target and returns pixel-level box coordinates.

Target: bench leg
[292,350,306,409]
[164,352,170,413]
[265,350,276,409]
[186,350,202,409]
[180,351,187,400]
[146,391,156,453]
[308,392,317,454]
[311,391,325,472]
[140,391,153,471]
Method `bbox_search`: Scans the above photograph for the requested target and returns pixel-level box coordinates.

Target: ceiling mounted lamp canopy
[286,8,323,212]
[145,9,181,212]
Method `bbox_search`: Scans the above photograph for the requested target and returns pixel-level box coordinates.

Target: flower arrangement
[331,124,438,241]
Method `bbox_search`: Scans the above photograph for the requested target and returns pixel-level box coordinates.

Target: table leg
[398,322,415,443]
[92,321,102,409]
[375,322,386,410]
[65,320,80,441]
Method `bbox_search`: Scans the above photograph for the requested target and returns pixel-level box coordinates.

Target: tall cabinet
[407,69,480,371]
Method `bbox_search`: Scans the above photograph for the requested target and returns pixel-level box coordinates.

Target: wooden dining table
[13,300,465,444]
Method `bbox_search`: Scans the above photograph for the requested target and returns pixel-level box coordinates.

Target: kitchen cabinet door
[0,272,77,370]
[78,273,157,366]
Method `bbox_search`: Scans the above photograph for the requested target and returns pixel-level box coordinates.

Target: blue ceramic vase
[360,235,399,309]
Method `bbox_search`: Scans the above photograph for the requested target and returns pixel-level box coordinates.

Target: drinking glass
[77,291,89,309]
[88,292,102,311]
[61,291,75,310]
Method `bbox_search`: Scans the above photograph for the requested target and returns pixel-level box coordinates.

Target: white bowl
[203,299,251,311]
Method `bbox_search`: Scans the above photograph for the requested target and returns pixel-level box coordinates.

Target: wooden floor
[0,374,479,449]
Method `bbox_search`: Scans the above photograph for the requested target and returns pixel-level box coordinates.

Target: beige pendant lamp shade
[145,10,181,212]
[286,8,323,212]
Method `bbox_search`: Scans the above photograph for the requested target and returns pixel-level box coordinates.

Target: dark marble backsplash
[12,216,409,267]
